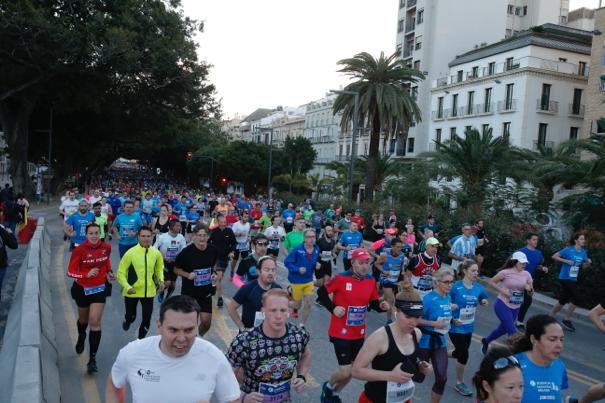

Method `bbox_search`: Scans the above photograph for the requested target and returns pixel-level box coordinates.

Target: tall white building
[429,24,591,150]
[395,0,570,155]
[304,95,341,177]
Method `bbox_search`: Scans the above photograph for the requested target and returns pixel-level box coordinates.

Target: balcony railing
[497,99,517,112]
[568,103,585,118]
[337,155,350,162]
[432,110,445,121]
[476,103,495,115]
[407,0,417,8]
[405,21,415,33]
[533,140,554,150]
[403,46,413,58]
[536,99,559,114]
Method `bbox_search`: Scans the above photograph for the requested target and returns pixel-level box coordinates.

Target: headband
[395,300,424,316]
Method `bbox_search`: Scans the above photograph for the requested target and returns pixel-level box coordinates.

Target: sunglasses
[493,355,520,370]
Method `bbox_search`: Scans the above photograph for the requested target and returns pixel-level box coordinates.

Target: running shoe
[481,338,489,355]
[320,381,342,403]
[87,359,98,374]
[75,333,86,354]
[217,297,224,308]
[291,309,299,318]
[562,320,576,332]
[515,321,525,330]
[455,383,473,396]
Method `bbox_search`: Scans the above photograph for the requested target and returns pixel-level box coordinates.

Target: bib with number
[321,250,332,262]
[386,380,415,403]
[269,239,279,249]
[259,381,291,402]
[165,247,179,260]
[569,265,579,278]
[509,290,524,305]
[434,315,451,335]
[254,311,265,327]
[346,306,367,326]
[179,214,187,222]
[458,306,476,325]
[84,284,105,296]
[193,268,212,287]
[417,275,433,290]
[237,241,250,251]
[286,217,293,224]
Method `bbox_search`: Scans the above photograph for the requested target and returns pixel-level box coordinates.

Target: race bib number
[346,306,367,326]
[254,311,265,327]
[569,265,579,278]
[237,241,250,252]
[509,290,524,306]
[417,276,433,290]
[259,381,291,402]
[458,307,476,325]
[165,247,179,260]
[321,250,332,261]
[79,224,87,237]
[477,238,485,247]
[386,269,400,283]
[434,316,451,335]
[179,214,187,222]
[84,284,105,296]
[286,217,293,224]
[269,239,279,249]
[386,380,415,403]
[375,228,384,235]
[193,268,212,287]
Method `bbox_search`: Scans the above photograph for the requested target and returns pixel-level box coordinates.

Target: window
[537,123,548,146]
[559,57,567,63]
[482,124,490,135]
[413,60,421,70]
[450,127,457,140]
[436,128,442,143]
[569,127,579,140]
[484,88,492,112]
[389,139,396,154]
[505,29,513,38]
[437,97,444,118]
[415,36,422,50]
[505,83,514,109]
[578,61,587,76]
[515,6,521,15]
[398,19,404,33]
[407,138,415,153]
[417,9,424,24]
[339,145,343,156]
[600,75,605,91]
[465,125,472,134]
[400,0,405,8]
[467,91,474,114]
[523,6,528,15]
[507,4,514,14]
[488,62,495,75]
[396,44,402,57]
[503,122,511,141]
[572,88,583,114]
[560,16,567,24]
[411,86,418,100]
[457,70,463,82]
[471,66,479,78]
[452,94,459,117]
[540,83,551,110]
[506,57,515,71]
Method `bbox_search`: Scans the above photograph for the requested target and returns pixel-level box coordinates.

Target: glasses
[304,235,315,239]
[493,355,520,370]
[438,280,454,285]
[255,242,269,246]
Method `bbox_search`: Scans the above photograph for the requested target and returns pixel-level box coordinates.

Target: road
[41,211,604,403]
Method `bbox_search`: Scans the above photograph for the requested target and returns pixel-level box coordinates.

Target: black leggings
[517,290,533,322]
[449,332,472,365]
[418,347,448,395]
[124,297,154,339]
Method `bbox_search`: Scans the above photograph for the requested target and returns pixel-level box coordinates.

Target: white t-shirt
[111,336,240,403]
[60,199,79,219]
[232,221,250,244]
[264,226,286,249]
[154,233,187,261]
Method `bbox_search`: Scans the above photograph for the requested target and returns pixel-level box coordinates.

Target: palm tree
[354,155,404,193]
[332,51,424,201]
[325,160,363,197]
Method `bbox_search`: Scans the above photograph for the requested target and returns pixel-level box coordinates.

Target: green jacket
[117,244,164,298]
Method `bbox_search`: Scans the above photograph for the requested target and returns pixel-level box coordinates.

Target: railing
[309,135,336,144]
[337,155,350,162]
[568,103,585,117]
[428,143,440,151]
[466,71,479,80]
[403,46,413,58]
[533,140,554,150]
[432,110,445,120]
[536,99,559,114]
[315,157,335,164]
[407,0,417,7]
[405,21,415,33]
[463,105,475,116]
[497,99,517,112]
[476,103,495,115]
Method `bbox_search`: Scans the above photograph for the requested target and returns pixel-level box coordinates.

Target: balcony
[405,21,415,33]
[432,110,445,121]
[536,99,559,114]
[428,143,441,151]
[533,140,554,150]
[497,99,517,113]
[568,103,585,118]
[315,157,335,164]
[462,105,476,116]
[403,46,413,58]
[476,103,495,115]
[407,0,417,8]
[337,155,350,162]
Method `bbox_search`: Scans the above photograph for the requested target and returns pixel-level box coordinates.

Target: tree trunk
[0,95,37,196]
[365,115,382,201]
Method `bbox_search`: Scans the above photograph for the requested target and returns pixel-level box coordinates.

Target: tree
[354,155,404,193]
[282,136,317,176]
[332,51,424,201]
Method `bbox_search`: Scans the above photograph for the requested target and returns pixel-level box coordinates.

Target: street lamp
[259,127,274,200]
[330,89,360,202]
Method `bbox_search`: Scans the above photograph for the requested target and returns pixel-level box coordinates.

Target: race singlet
[193,268,212,287]
[458,306,476,325]
[346,306,367,326]
[259,381,291,402]
[509,290,524,306]
[386,380,415,403]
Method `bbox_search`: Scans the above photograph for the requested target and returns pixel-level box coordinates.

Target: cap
[350,248,371,261]
[511,251,529,263]
[426,237,441,246]
[385,228,398,235]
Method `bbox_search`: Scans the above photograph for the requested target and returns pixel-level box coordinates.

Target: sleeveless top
[381,251,405,284]
[154,216,170,234]
[364,326,419,402]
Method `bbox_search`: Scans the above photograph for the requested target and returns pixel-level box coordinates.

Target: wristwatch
[297,374,307,383]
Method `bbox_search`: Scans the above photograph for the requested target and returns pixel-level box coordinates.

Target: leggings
[124,297,154,339]
[517,290,532,322]
[449,332,472,365]
[485,298,519,344]
[418,347,448,395]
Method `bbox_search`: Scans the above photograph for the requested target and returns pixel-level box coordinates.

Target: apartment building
[582,7,605,137]
[303,95,341,177]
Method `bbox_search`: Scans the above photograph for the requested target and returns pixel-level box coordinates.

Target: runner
[100,196,114,241]
[227,255,282,331]
[235,233,269,284]
[315,225,337,290]
[153,220,187,303]
[472,346,523,403]
[510,314,570,402]
[516,233,548,329]
[417,267,455,403]
[113,200,145,257]
[208,215,236,308]
[337,221,363,271]
[282,203,297,233]
[141,193,155,225]
[448,259,489,397]
[174,223,218,336]
[576,301,605,403]
[550,232,592,332]
[264,215,286,257]
[318,248,390,403]
[230,210,251,277]
[406,237,441,298]
[283,216,305,254]
[374,238,406,324]
[448,223,477,274]
[473,219,489,274]
[284,229,320,325]
[227,289,311,403]
[482,252,533,354]
[352,281,433,403]
[105,295,241,403]
[150,204,171,237]
[64,200,95,251]
[59,190,79,222]
[116,226,165,339]
[67,222,113,374]
[92,202,108,242]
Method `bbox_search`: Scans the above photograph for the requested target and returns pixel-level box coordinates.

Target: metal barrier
[0,217,60,403]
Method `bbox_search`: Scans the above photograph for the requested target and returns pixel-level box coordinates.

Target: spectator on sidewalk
[0,223,18,300]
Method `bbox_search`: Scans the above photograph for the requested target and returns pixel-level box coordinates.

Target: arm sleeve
[66,248,84,279]
[317,285,337,312]
[232,283,249,305]
[103,245,113,273]
[116,252,132,290]
[226,334,245,369]
[368,299,386,312]
[110,346,130,389]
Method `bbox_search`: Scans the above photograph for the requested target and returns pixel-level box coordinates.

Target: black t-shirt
[237,255,259,282]
[209,227,236,259]
[233,280,282,328]
[208,200,218,213]
[317,236,336,262]
[174,243,218,296]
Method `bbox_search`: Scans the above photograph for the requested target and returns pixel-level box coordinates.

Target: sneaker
[321,381,342,403]
[565,397,579,403]
[515,321,525,330]
[291,309,299,318]
[217,297,224,308]
[75,333,86,354]
[86,359,98,374]
[455,383,473,397]
[562,320,576,332]
[481,338,489,355]
[122,320,131,331]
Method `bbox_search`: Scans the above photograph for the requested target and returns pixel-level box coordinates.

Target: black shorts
[215,259,229,272]
[315,260,332,279]
[330,337,365,366]
[267,248,280,258]
[184,292,213,314]
[343,258,352,271]
[558,280,581,306]
[71,282,110,308]
[380,281,399,291]
[233,249,250,260]
[163,262,177,281]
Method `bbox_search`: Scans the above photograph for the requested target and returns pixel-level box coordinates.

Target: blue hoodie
[284,243,320,284]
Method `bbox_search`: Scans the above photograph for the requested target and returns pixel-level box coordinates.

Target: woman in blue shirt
[418,267,455,403]
[511,314,569,402]
[449,259,489,397]
[550,232,592,332]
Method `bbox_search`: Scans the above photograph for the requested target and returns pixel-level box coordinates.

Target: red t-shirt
[251,209,262,221]
[67,240,112,288]
[325,272,379,340]
[226,214,238,225]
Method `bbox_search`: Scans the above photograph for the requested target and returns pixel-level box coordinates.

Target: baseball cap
[511,251,529,263]
[385,228,398,235]
[350,248,371,261]
[426,237,441,246]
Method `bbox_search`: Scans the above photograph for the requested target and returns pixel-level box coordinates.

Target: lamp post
[331,89,359,202]
[260,127,274,200]
[196,155,216,188]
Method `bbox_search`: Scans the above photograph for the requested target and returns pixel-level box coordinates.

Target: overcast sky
[182,0,601,119]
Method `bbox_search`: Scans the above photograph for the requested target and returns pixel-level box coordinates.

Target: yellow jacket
[117,244,164,298]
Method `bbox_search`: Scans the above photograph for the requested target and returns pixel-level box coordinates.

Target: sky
[182,0,601,119]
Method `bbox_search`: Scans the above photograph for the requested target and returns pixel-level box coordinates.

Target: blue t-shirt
[449,280,488,334]
[187,211,201,222]
[282,209,296,225]
[518,247,544,277]
[66,212,95,245]
[113,213,144,245]
[419,291,452,349]
[339,231,363,259]
[558,246,588,282]
[107,197,122,213]
[516,352,568,402]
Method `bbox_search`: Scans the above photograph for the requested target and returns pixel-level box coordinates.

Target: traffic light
[186,151,193,160]
[220,177,227,185]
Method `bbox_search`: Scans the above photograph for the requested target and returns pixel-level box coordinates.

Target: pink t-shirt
[494,268,533,309]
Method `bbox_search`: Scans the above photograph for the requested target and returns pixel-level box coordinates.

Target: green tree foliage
[282,136,317,176]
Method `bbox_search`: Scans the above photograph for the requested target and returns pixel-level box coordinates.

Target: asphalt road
[41,211,604,403]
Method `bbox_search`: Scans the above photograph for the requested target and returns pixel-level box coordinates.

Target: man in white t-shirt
[105,295,241,403]
[230,211,251,275]
[264,216,286,257]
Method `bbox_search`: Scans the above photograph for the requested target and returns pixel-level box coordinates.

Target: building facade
[582,7,605,137]
[429,24,591,150]
[304,95,341,177]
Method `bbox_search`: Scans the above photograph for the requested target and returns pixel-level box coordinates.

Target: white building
[253,106,306,146]
[395,0,570,155]
[304,95,341,176]
[428,24,591,151]
[567,7,596,31]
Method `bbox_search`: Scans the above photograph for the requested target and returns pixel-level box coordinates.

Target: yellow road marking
[53,243,102,403]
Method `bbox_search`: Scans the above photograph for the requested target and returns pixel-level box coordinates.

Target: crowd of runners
[58,175,605,403]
